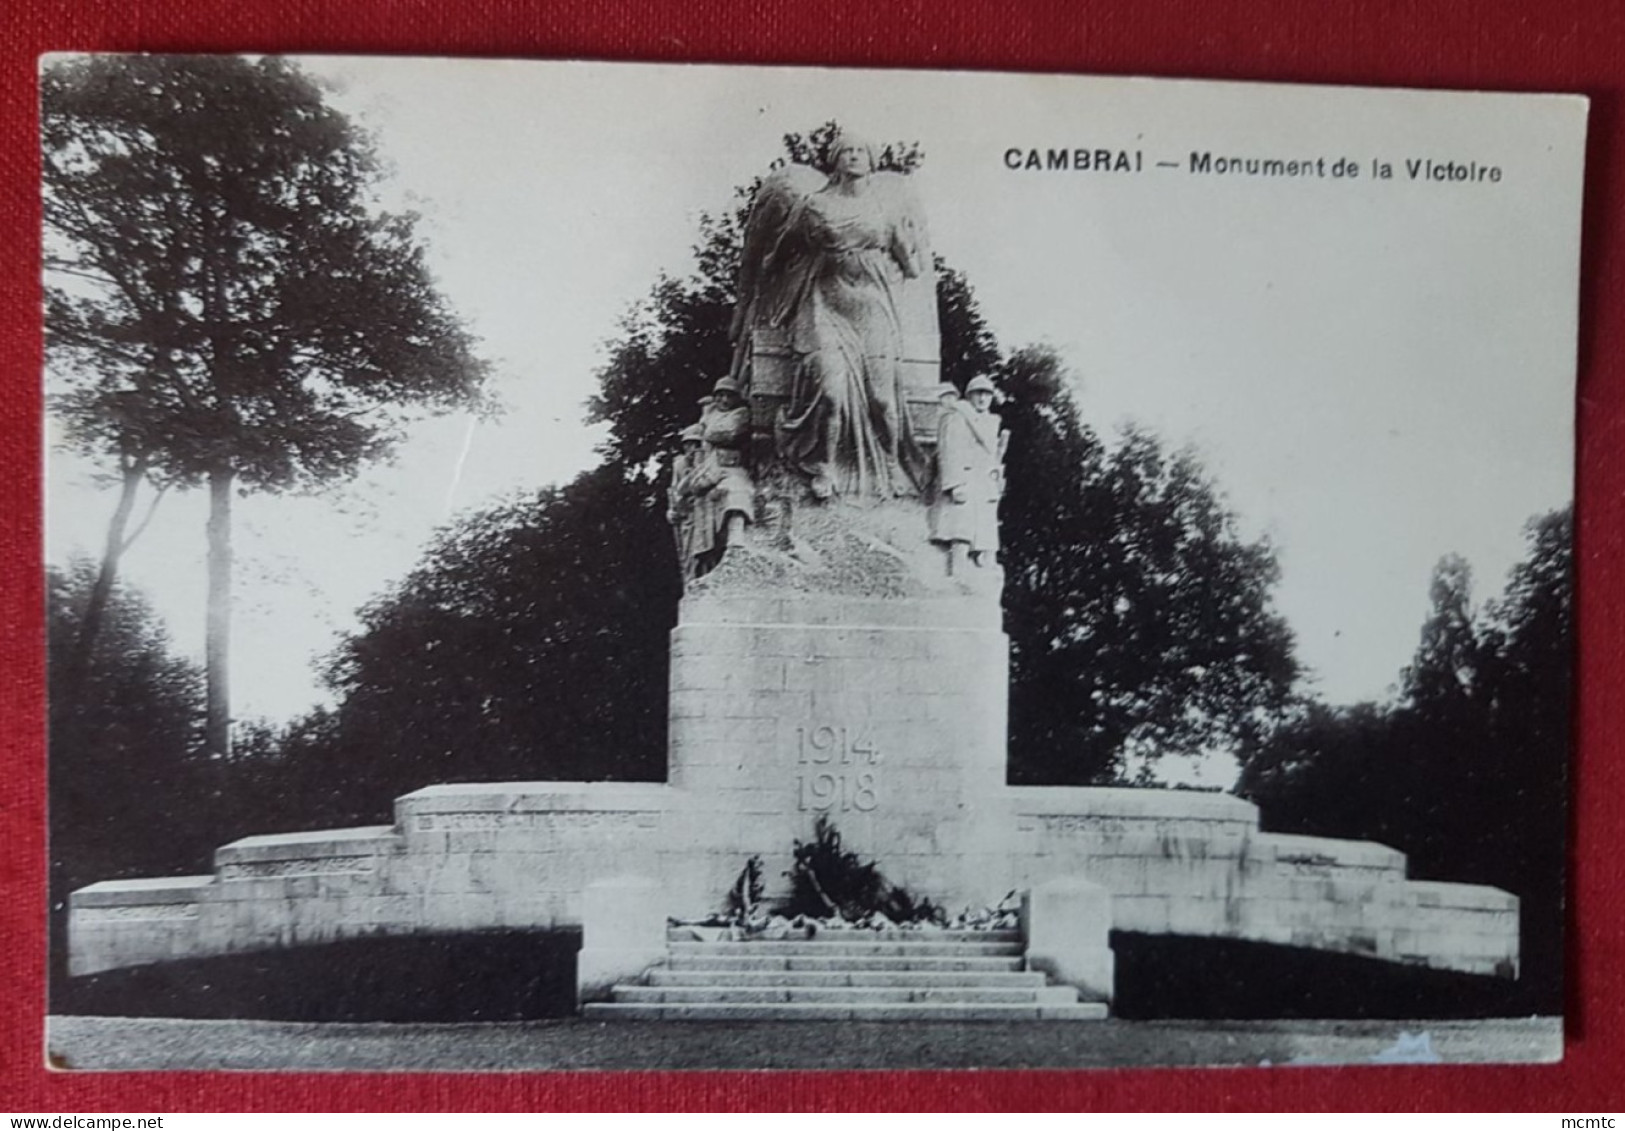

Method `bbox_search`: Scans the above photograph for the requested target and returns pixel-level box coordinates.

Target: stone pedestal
[667,588,1009,909]
[1021,877,1115,1003]
[577,875,669,1003]
[66,528,1526,987]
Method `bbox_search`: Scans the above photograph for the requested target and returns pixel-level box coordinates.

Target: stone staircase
[582,927,1108,1020]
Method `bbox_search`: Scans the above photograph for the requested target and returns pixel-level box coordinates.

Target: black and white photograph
[42,55,1584,1071]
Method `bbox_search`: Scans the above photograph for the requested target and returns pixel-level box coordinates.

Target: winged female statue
[730,133,935,503]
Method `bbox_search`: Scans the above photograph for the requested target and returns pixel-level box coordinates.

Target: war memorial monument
[66,133,1523,1024]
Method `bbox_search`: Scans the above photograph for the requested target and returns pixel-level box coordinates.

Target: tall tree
[587,205,741,478]
[1236,508,1572,1009]
[47,562,208,988]
[1000,348,1300,783]
[316,468,679,809]
[1469,508,1572,1007]
[935,263,1002,390]
[42,55,489,757]
[48,561,209,880]
[1403,554,1479,711]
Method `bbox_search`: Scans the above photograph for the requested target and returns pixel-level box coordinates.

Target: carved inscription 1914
[794,724,880,813]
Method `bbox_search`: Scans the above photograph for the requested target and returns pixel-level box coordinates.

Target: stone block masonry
[69,774,1519,980]
[68,590,1520,988]
[667,590,1009,906]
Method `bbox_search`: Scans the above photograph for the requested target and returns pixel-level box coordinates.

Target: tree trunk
[55,457,147,730]
[205,466,235,760]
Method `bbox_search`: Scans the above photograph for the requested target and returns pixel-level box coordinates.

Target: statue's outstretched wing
[869,170,939,368]
[871,170,932,280]
[730,163,827,372]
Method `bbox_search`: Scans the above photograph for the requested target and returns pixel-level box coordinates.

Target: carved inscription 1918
[794,724,880,813]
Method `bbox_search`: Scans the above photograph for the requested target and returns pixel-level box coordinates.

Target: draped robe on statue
[766,187,930,501]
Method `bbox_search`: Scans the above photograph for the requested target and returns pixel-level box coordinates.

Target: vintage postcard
[42,56,1583,1070]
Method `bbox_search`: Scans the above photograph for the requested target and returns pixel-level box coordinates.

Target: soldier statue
[929,376,1006,577]
[668,377,755,584]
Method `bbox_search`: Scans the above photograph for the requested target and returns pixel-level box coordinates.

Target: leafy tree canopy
[44,54,493,758]
[43,54,490,492]
[306,124,1299,803]
[1237,507,1572,1009]
[315,467,679,806]
[48,562,212,918]
[1000,348,1300,783]
[49,560,204,781]
[778,122,924,174]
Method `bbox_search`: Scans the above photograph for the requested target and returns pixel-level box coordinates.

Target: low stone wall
[67,781,1519,981]
[999,787,1517,977]
[69,783,671,976]
[393,782,672,932]
[70,876,214,976]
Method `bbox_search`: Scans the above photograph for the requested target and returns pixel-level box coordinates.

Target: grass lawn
[45,1014,1562,1072]
[52,929,1553,1025]
[47,928,1561,1070]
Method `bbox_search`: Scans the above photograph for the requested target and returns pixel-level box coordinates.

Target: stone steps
[668,940,1025,958]
[649,969,1048,988]
[583,1002,1108,1021]
[585,930,1108,1022]
[613,985,1083,1004]
[665,954,1026,972]
[665,928,1023,944]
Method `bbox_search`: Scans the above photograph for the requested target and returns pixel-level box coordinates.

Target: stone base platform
[68,586,1520,993]
[68,780,1519,982]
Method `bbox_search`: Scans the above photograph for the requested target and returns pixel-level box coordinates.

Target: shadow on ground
[54,928,1547,1024]
[53,930,581,1022]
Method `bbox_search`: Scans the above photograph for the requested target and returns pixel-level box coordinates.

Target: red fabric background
[4,0,1622,1112]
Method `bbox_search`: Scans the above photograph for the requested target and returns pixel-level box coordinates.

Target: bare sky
[44,59,1584,740]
